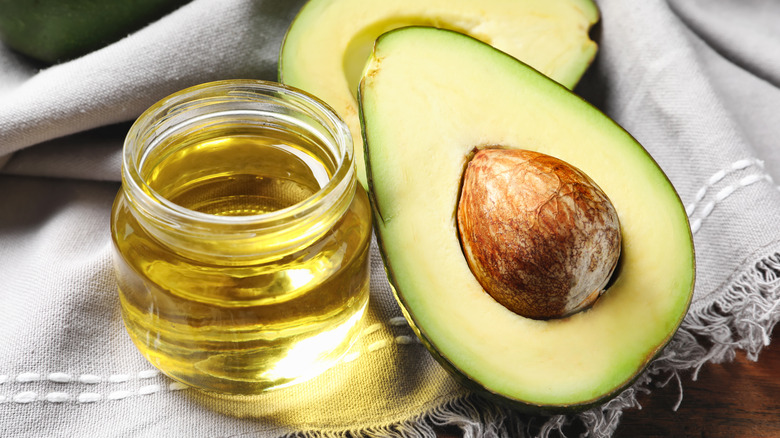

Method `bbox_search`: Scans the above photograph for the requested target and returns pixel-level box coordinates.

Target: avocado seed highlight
[457,148,622,320]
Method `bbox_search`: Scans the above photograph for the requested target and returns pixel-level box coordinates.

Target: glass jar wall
[110,80,372,394]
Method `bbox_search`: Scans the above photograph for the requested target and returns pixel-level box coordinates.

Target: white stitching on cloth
[0,370,164,386]
[388,316,408,326]
[323,316,419,366]
[690,173,771,234]
[395,335,420,345]
[77,393,102,403]
[686,158,763,216]
[686,158,775,234]
[79,374,102,384]
[0,317,421,404]
[0,382,192,405]
[361,322,382,336]
[15,373,40,383]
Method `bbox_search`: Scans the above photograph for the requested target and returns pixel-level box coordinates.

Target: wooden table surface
[437,325,780,438]
[615,326,780,437]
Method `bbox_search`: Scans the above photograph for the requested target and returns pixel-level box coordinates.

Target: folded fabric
[1,0,778,437]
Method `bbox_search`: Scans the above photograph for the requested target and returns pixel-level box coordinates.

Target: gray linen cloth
[1,0,779,436]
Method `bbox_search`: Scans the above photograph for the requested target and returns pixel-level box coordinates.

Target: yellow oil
[111,123,372,394]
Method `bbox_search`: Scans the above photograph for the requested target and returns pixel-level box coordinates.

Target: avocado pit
[457,148,621,320]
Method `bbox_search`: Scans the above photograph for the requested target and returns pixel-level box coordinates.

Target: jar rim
[122,79,355,229]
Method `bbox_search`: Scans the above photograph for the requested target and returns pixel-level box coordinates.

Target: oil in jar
[111,115,372,394]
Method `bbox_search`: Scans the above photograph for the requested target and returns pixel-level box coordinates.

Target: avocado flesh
[359,27,694,410]
[279,0,599,188]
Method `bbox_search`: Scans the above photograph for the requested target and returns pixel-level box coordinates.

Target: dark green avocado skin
[0,0,190,64]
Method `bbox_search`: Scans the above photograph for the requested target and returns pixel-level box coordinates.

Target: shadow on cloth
[169,280,465,431]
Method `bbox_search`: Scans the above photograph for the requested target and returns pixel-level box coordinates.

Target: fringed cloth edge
[277,252,780,438]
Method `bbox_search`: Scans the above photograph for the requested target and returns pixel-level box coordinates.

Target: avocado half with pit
[359,27,695,412]
[279,0,599,188]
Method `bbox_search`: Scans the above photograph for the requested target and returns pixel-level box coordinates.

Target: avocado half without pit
[359,27,695,412]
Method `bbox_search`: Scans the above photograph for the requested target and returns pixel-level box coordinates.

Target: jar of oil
[110,80,372,394]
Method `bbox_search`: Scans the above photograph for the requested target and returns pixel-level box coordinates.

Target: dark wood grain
[615,326,780,438]
[436,325,780,438]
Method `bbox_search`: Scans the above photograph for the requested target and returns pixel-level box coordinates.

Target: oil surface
[146,133,331,215]
[112,123,372,393]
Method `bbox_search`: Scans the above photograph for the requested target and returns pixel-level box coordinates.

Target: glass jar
[110,80,372,394]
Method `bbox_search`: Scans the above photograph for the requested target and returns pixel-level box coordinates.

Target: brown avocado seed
[457,148,621,320]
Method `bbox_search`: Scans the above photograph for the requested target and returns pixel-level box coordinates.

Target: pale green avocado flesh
[359,27,694,411]
[279,0,600,188]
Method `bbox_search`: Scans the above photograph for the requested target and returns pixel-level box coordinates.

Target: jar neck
[121,80,356,263]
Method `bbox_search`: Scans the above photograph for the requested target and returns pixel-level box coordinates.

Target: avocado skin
[0,0,190,64]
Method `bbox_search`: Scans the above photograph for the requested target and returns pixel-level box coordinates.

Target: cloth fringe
[281,253,780,438]
[549,250,780,437]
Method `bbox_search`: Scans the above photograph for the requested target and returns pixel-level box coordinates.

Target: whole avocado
[0,0,190,64]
